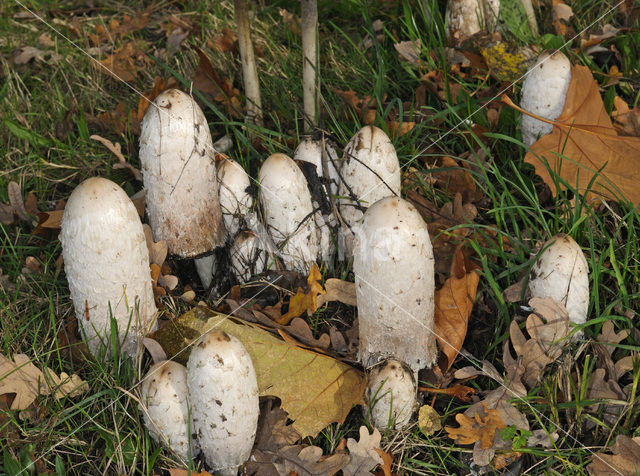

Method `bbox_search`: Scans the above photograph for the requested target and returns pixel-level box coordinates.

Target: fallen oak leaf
[97,41,149,82]
[342,426,384,476]
[373,448,394,476]
[277,264,326,325]
[502,66,640,205]
[274,445,350,476]
[316,278,357,307]
[418,384,475,402]
[587,435,640,476]
[445,403,507,449]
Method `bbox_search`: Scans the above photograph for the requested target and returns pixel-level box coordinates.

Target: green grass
[1,0,640,474]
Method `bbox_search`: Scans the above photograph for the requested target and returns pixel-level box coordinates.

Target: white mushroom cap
[218,158,253,238]
[187,330,259,476]
[230,230,269,283]
[139,360,199,461]
[60,177,157,358]
[446,0,500,43]
[259,153,319,274]
[338,126,401,256]
[293,136,340,197]
[520,51,572,147]
[140,89,225,258]
[527,233,589,326]
[354,196,436,375]
[366,359,417,430]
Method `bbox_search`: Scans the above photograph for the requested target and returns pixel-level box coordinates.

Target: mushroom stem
[301,0,319,130]
[520,0,539,37]
[235,0,263,127]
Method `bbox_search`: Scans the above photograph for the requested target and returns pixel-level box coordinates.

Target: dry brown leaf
[507,65,640,205]
[13,46,45,65]
[342,426,384,476]
[274,445,350,476]
[88,7,152,46]
[277,264,326,325]
[168,469,213,476]
[0,353,88,410]
[445,403,506,449]
[208,27,238,53]
[588,435,640,476]
[418,384,475,402]
[8,181,31,222]
[612,96,640,137]
[373,448,394,476]
[97,41,149,82]
[394,40,421,67]
[316,278,357,307]
[434,246,480,370]
[552,0,574,36]
[192,46,243,118]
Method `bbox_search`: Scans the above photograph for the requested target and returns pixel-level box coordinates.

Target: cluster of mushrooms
[58,45,584,472]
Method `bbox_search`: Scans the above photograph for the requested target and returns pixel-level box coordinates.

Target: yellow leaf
[149,306,366,438]
[277,264,326,325]
[445,403,506,449]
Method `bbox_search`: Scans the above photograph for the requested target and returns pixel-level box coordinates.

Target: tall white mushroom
[446,0,500,44]
[527,233,589,327]
[187,330,259,476]
[520,51,572,147]
[60,177,157,358]
[140,89,226,289]
[139,360,199,461]
[338,126,401,256]
[259,153,319,273]
[354,196,436,375]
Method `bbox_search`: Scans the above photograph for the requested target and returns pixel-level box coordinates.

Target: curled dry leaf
[97,41,149,82]
[277,264,326,325]
[342,426,384,476]
[434,245,480,371]
[90,134,143,181]
[316,278,357,308]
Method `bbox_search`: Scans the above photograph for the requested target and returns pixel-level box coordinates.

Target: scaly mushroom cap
[60,177,157,358]
[527,233,589,325]
[366,359,417,430]
[354,196,436,374]
[520,51,572,147]
[446,0,500,43]
[140,89,225,258]
[187,330,259,476]
[230,230,269,283]
[140,361,198,461]
[259,153,319,273]
[218,158,253,238]
[338,126,401,255]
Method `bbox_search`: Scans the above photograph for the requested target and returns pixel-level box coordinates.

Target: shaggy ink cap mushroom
[140,89,226,259]
[140,360,199,461]
[259,153,319,274]
[527,233,589,327]
[366,359,418,430]
[230,230,268,284]
[354,196,436,376]
[520,50,572,147]
[338,126,401,257]
[60,177,157,358]
[218,158,253,239]
[187,330,259,476]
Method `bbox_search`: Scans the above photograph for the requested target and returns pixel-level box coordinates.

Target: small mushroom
[366,359,417,430]
[520,51,572,147]
[229,230,269,283]
[354,196,436,375]
[218,157,253,239]
[60,177,157,358]
[527,233,589,326]
[187,330,259,476]
[338,126,401,256]
[139,360,199,461]
[259,153,319,273]
[446,0,500,44]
